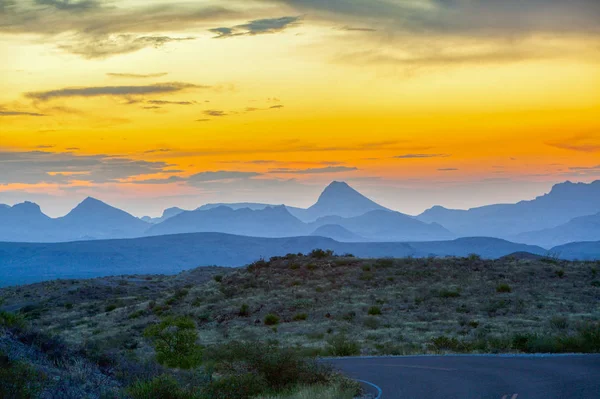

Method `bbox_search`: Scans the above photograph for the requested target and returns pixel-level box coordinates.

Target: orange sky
[1,0,599,216]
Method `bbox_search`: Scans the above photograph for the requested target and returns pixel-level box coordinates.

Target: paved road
[327,355,600,399]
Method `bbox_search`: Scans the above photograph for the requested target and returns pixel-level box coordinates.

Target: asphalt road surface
[327,355,600,399]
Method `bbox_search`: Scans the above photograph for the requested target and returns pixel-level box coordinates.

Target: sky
[1,0,599,217]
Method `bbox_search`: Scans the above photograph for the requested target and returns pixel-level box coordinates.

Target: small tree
[144,316,203,369]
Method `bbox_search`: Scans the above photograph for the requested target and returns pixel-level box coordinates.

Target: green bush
[496,283,512,293]
[0,311,26,329]
[264,314,280,326]
[200,373,267,399]
[239,304,250,317]
[0,357,45,399]
[204,341,333,393]
[326,335,360,357]
[127,375,192,399]
[214,275,223,283]
[309,249,333,259]
[431,336,470,352]
[144,316,203,369]
[367,306,382,316]
[438,289,461,298]
[292,313,308,321]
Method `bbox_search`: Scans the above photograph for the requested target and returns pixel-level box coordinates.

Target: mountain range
[0,233,548,287]
[1,180,599,249]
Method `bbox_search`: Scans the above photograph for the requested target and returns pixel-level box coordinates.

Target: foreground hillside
[2,253,599,360]
[0,233,548,287]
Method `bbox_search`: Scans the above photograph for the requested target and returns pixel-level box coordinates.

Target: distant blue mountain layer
[0,234,551,287]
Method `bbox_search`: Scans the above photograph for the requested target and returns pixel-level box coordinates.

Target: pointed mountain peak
[307,181,389,219]
[74,197,111,211]
[318,181,361,200]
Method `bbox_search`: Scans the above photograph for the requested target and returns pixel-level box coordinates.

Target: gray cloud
[130,176,185,185]
[0,1,236,57]
[267,0,600,35]
[438,168,458,171]
[204,110,228,117]
[35,0,100,12]
[340,26,376,32]
[147,100,194,106]
[0,109,46,116]
[395,153,451,159]
[107,72,168,78]
[269,166,358,174]
[187,171,262,185]
[59,35,195,59]
[0,150,172,185]
[26,82,203,101]
[210,16,301,38]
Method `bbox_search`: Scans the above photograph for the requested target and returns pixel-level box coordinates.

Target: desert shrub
[292,313,308,321]
[367,306,382,316]
[144,316,203,369]
[200,373,267,399]
[205,341,333,393]
[496,283,512,293]
[289,264,300,270]
[264,314,280,326]
[127,375,191,399]
[326,335,360,357]
[0,311,26,329]
[556,270,565,278]
[309,249,333,259]
[213,275,223,283]
[105,304,118,312]
[468,253,481,262]
[306,263,317,271]
[431,336,470,352]
[0,357,45,399]
[437,288,460,298]
[358,272,373,281]
[239,304,250,317]
[362,265,371,272]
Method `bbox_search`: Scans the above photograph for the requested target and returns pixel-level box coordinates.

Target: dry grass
[1,254,599,359]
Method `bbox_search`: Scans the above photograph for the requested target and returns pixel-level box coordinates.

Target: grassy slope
[1,254,599,358]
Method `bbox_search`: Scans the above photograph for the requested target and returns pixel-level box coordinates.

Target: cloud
[0,109,46,116]
[438,168,458,171]
[269,166,358,174]
[546,135,600,152]
[269,105,284,109]
[204,110,228,117]
[195,119,211,122]
[0,1,236,57]
[59,35,195,59]
[34,0,100,12]
[395,153,451,159]
[266,0,600,36]
[26,82,204,101]
[107,72,168,79]
[0,150,173,184]
[147,100,194,106]
[130,176,185,185]
[187,171,262,185]
[340,26,376,32]
[210,16,301,38]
